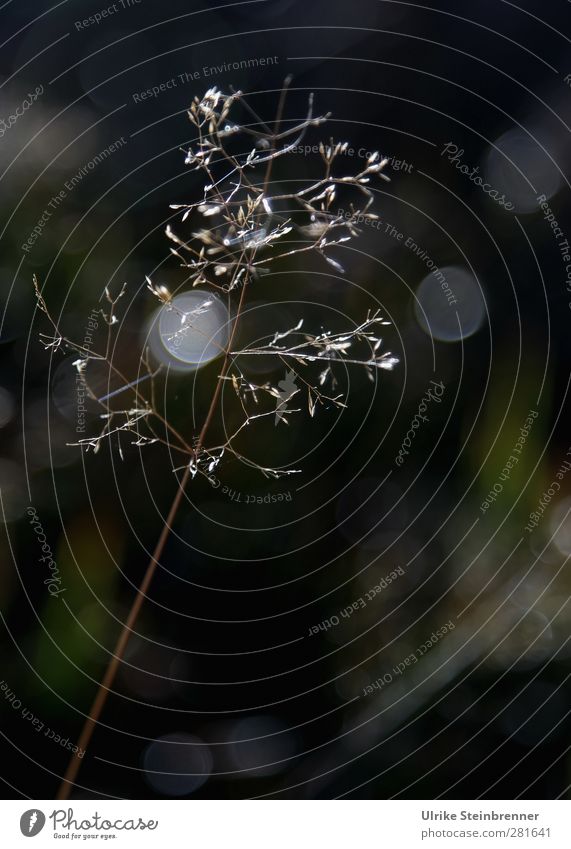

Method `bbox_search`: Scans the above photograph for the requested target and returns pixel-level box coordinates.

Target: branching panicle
[35,84,398,480]
[48,80,401,801]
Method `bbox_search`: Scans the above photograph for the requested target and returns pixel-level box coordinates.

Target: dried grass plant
[34,79,397,798]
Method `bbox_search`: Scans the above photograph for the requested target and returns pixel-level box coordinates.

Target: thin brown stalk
[56,463,191,800]
[57,259,251,800]
[54,81,395,799]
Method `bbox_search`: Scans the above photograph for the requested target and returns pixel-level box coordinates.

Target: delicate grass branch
[37,82,400,798]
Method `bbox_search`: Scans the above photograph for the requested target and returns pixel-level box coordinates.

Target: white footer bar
[2,800,568,848]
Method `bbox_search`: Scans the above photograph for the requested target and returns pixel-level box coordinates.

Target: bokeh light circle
[414,266,486,342]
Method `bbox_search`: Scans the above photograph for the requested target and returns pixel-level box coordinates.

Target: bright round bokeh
[149,291,230,371]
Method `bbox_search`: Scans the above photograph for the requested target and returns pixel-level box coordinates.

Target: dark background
[1,0,570,799]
